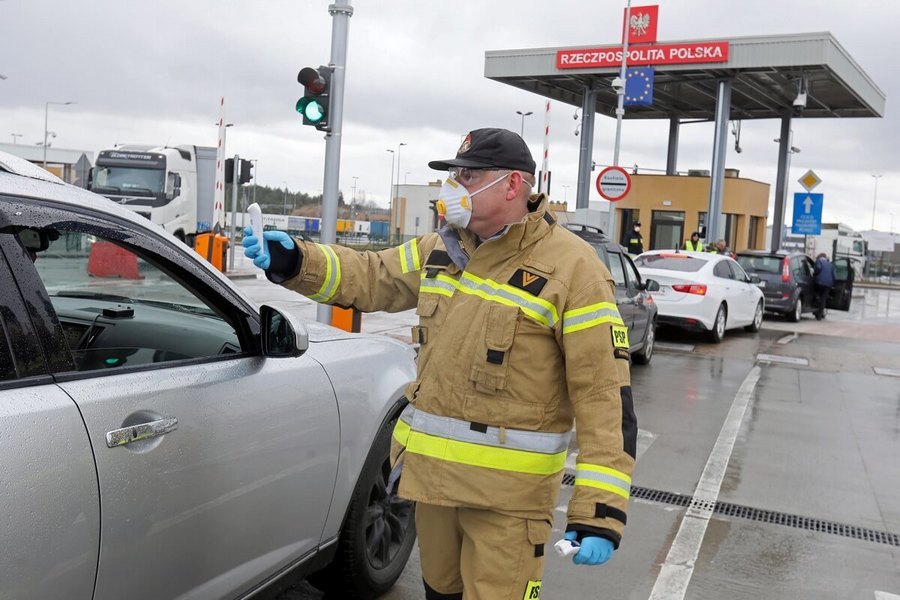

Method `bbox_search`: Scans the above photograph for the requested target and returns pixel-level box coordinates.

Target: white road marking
[875,591,900,600]
[873,367,900,378]
[648,366,761,600]
[756,353,809,366]
[777,332,799,345]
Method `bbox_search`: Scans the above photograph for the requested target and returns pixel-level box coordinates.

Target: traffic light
[296,65,333,131]
[239,159,253,184]
[224,158,234,184]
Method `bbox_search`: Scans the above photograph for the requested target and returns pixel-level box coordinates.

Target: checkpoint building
[484,29,885,252]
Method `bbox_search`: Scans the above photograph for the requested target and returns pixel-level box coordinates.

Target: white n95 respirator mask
[435,171,510,229]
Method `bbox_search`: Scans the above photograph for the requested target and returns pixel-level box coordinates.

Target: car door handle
[106,417,178,448]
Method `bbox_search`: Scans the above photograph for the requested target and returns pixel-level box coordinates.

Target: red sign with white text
[624,5,659,44]
[557,41,729,69]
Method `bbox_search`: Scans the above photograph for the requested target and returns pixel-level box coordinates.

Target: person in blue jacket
[813,253,835,320]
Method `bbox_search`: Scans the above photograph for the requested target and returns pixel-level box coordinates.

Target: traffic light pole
[229,154,240,272]
[317,0,353,325]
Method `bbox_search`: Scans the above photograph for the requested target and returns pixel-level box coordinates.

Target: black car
[736,250,855,321]
[565,224,659,365]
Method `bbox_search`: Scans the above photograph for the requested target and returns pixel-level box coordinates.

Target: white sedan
[633,251,764,343]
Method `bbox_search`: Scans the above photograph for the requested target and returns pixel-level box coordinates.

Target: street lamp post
[282,181,289,215]
[405,171,411,184]
[386,149,395,243]
[10,133,22,145]
[561,184,570,204]
[395,142,407,243]
[871,174,882,231]
[351,176,359,219]
[43,101,75,168]
[516,110,533,138]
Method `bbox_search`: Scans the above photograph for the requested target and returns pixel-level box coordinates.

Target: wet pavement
[231,269,900,600]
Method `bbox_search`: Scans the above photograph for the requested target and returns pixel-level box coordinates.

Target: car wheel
[788,297,802,322]
[745,301,763,333]
[312,414,417,599]
[632,319,655,365]
[707,304,727,343]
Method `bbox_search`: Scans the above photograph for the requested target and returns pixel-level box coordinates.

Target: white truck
[88,145,217,246]
[803,222,867,278]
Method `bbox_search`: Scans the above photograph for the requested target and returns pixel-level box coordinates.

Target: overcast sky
[1,0,897,232]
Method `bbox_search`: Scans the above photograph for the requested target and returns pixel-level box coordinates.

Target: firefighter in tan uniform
[243,128,637,600]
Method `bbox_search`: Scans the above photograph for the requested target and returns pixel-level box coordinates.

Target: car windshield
[90,166,165,195]
[737,255,782,274]
[634,254,705,272]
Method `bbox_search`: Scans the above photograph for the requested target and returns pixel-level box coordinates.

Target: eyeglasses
[448,167,496,186]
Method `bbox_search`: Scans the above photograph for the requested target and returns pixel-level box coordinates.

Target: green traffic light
[296,97,326,124]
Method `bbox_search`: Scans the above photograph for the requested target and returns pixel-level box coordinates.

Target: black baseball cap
[428,128,536,175]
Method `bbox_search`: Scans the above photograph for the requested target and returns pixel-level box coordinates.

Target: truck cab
[88,145,214,246]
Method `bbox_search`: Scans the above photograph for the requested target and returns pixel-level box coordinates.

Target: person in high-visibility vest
[683,231,703,251]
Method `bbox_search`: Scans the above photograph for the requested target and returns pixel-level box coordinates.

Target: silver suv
[0,153,417,600]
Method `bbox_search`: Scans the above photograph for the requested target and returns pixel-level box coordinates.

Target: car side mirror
[643,279,660,292]
[260,304,309,357]
[750,275,761,284]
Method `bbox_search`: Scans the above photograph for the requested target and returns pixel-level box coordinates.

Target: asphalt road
[231,270,900,600]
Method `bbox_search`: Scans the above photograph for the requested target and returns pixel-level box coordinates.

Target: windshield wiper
[54,291,133,303]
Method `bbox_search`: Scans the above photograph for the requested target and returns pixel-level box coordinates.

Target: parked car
[564,224,660,364]
[736,250,855,321]
[633,250,764,343]
[0,152,418,600]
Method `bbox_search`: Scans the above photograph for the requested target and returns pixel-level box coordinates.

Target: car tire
[708,304,727,343]
[788,297,802,322]
[632,319,655,365]
[745,301,763,333]
[311,414,417,599]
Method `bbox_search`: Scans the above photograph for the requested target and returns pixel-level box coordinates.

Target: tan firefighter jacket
[275,196,636,546]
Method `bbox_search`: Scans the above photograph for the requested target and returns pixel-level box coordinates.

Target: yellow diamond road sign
[799,170,821,192]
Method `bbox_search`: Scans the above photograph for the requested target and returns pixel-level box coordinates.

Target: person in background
[813,252,835,320]
[709,239,734,257]
[243,128,636,599]
[624,221,643,255]
[683,231,703,251]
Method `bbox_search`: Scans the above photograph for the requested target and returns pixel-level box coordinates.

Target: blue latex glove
[242,227,295,270]
[564,531,614,566]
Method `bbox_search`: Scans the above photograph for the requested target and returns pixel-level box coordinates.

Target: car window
[634,254,705,272]
[729,260,749,281]
[791,257,811,280]
[11,225,246,373]
[622,254,641,291]
[713,261,734,279]
[736,255,781,274]
[606,250,627,289]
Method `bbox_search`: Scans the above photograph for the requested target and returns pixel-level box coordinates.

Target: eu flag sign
[624,67,654,106]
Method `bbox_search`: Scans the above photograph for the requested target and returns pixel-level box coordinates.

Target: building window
[723,214,736,250]
[748,216,761,250]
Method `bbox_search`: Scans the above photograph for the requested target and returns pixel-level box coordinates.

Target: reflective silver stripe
[401,405,571,454]
[400,239,421,274]
[419,273,458,297]
[458,273,558,328]
[562,303,624,334]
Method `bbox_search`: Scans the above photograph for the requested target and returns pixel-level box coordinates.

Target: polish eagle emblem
[630,12,651,37]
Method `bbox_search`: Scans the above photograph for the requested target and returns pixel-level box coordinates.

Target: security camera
[611,77,625,93]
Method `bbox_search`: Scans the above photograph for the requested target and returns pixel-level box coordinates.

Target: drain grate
[560,477,900,547]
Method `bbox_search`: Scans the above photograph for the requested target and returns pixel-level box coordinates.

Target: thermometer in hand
[248,203,266,259]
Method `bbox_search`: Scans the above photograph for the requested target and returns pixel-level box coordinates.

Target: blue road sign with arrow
[791,192,823,235]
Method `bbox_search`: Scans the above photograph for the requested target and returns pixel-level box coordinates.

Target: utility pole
[607,0,632,244]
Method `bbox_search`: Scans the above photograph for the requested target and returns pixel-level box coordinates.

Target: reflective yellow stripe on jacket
[308,244,341,303]
[393,405,571,476]
[574,463,632,499]
[561,302,623,334]
[418,271,559,328]
[399,239,421,274]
